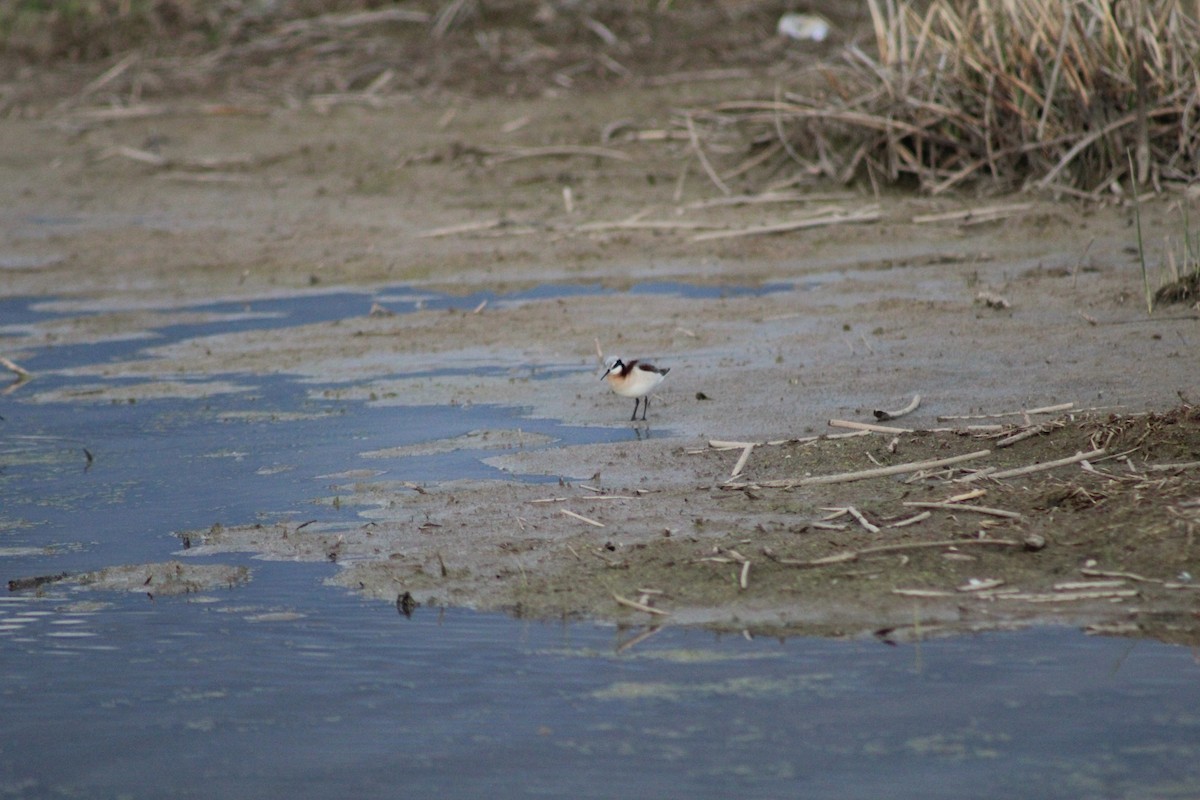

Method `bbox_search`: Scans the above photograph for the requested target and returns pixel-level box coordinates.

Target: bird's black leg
[641,396,649,421]
[630,398,640,421]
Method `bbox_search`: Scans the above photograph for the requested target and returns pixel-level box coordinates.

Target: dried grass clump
[699,0,1200,196]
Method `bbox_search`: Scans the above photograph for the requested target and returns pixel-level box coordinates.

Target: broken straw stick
[486,145,633,164]
[756,449,991,488]
[958,449,1105,483]
[911,203,1034,225]
[729,444,755,480]
[902,501,1025,521]
[574,219,718,232]
[691,209,882,242]
[767,537,1028,568]
[889,511,932,528]
[995,421,1062,448]
[561,508,605,528]
[874,394,922,421]
[710,439,759,450]
[613,592,670,616]
[937,402,1074,421]
[997,589,1138,603]
[846,506,880,533]
[705,431,874,455]
[1143,460,1200,473]
[1080,568,1159,583]
[416,218,505,238]
[684,112,730,195]
[828,419,913,434]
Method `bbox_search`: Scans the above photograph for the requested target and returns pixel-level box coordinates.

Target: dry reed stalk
[612,592,670,616]
[902,500,1025,521]
[959,447,1105,482]
[561,508,605,528]
[757,448,991,488]
[828,419,913,434]
[766,536,1029,568]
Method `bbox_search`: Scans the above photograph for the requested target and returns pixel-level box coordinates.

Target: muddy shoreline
[3,41,1199,642]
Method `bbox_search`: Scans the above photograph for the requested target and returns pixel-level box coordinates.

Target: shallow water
[2,284,1199,798]
[4,581,1199,799]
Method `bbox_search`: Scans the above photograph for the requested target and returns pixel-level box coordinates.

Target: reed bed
[693,0,1200,196]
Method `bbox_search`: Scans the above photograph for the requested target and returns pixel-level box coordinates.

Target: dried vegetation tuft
[689,0,1200,196]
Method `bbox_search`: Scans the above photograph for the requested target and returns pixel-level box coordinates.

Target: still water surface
[1,284,1198,798]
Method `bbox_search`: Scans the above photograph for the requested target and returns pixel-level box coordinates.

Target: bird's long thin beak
[599,369,611,380]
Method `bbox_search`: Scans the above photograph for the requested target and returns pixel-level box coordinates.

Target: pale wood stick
[828,419,913,434]
[739,560,750,590]
[766,537,1026,568]
[487,145,633,164]
[959,449,1105,482]
[1053,580,1127,591]
[889,511,931,528]
[997,589,1138,603]
[72,52,140,104]
[417,218,504,238]
[874,394,921,421]
[575,219,717,232]
[922,424,1006,434]
[756,449,991,488]
[613,592,670,616]
[911,203,1034,224]
[1080,567,1160,583]
[902,501,1025,521]
[996,422,1061,448]
[893,588,955,598]
[730,444,755,480]
[1143,460,1200,472]
[710,439,758,449]
[691,208,882,242]
[957,578,1006,592]
[623,129,692,141]
[951,466,996,483]
[71,104,168,121]
[684,112,731,195]
[944,488,988,502]
[846,506,880,533]
[857,538,1026,556]
[561,508,605,528]
[725,548,749,564]
[937,402,1074,421]
[711,431,873,458]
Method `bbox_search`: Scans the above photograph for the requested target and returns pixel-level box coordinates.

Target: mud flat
[2,10,1198,641]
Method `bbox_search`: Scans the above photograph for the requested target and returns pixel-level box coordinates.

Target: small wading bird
[601,356,669,421]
